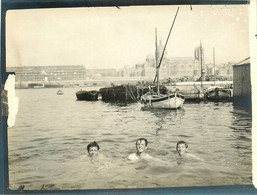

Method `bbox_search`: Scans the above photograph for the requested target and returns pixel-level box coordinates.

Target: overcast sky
[6,5,249,69]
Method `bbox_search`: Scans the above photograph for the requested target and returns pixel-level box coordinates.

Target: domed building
[145,53,155,67]
[124,40,199,80]
[143,39,198,79]
[143,53,156,80]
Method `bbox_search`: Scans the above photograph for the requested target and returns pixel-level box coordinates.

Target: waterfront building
[233,57,251,103]
[7,65,87,82]
[86,69,120,78]
[141,40,199,80]
[140,55,198,80]
[144,54,156,80]
[144,66,156,80]
[6,65,123,83]
[166,57,198,78]
[218,62,234,76]
[206,67,214,75]
[135,64,144,78]
[122,65,137,77]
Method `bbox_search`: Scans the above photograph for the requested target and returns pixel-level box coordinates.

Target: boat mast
[153,7,180,86]
[200,41,203,88]
[155,28,160,95]
[213,47,216,85]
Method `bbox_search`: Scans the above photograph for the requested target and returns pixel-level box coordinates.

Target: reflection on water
[142,108,186,136]
[231,104,252,132]
[7,88,252,190]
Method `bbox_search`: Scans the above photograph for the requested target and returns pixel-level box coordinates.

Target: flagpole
[200,41,203,88]
[155,28,160,95]
[213,47,216,85]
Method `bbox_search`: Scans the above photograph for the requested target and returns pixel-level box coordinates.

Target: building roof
[233,57,250,66]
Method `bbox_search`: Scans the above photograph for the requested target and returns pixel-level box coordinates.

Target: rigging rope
[128,85,137,101]
[125,85,137,102]
[154,7,180,83]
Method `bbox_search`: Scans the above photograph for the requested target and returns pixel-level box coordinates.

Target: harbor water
[8,87,252,190]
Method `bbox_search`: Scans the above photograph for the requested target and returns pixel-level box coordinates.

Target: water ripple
[8,88,252,190]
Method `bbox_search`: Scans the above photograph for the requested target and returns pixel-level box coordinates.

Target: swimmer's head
[176,141,188,156]
[87,141,100,157]
[136,138,148,154]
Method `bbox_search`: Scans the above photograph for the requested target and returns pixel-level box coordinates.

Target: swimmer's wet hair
[136,138,148,146]
[176,141,188,150]
[87,141,100,152]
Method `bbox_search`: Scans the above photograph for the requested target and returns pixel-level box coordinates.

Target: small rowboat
[57,90,64,95]
[205,86,232,101]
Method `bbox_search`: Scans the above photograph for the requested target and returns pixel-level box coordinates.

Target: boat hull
[99,84,139,102]
[181,89,204,101]
[171,86,204,102]
[141,93,185,109]
[184,92,204,101]
[57,90,64,95]
[76,90,99,101]
[44,84,64,88]
[28,83,44,88]
[205,87,232,101]
[28,83,64,88]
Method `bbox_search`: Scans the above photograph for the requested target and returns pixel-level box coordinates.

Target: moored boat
[140,7,185,109]
[44,83,64,88]
[99,84,139,102]
[76,90,99,101]
[138,85,168,97]
[204,86,232,101]
[28,83,44,88]
[57,90,64,95]
[141,92,185,109]
[176,85,204,102]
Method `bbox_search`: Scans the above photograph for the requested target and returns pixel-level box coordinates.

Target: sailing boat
[204,47,232,101]
[141,7,185,109]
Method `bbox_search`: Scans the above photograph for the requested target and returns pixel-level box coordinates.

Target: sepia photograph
[3,2,253,192]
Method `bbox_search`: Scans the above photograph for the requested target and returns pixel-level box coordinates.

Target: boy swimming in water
[127,138,154,161]
[87,141,100,157]
[87,141,110,170]
[176,141,188,156]
[176,140,203,162]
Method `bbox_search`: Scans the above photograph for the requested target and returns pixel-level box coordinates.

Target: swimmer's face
[136,140,147,153]
[88,146,99,157]
[177,143,187,156]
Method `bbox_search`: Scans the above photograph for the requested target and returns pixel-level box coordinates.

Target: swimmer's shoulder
[142,154,167,164]
[142,153,154,160]
[186,153,204,161]
[127,153,138,161]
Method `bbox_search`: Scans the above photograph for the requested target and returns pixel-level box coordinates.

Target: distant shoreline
[14,79,233,89]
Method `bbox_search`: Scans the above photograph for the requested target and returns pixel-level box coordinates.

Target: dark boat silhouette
[57,90,64,95]
[204,86,232,101]
[99,84,139,102]
[76,90,99,101]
